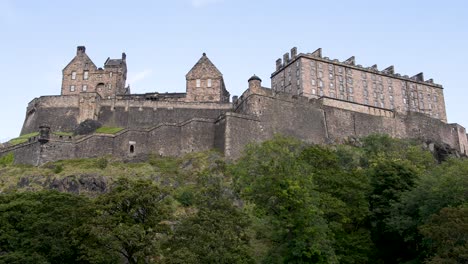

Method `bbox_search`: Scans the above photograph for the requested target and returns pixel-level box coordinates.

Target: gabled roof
[104,58,125,67]
[186,53,223,79]
[62,52,97,71]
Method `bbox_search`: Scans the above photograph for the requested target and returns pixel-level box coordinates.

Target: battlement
[273,47,442,88]
[1,46,465,166]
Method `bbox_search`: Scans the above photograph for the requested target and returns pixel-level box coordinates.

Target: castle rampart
[2,46,467,165]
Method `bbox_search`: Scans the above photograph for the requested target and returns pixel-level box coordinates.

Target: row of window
[71,71,114,80]
[69,84,113,92]
[195,79,212,88]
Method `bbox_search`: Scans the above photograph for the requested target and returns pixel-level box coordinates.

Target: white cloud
[191,0,224,8]
[127,69,153,85]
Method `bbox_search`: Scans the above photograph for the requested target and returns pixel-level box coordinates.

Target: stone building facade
[0,46,466,165]
[271,47,447,122]
[61,46,129,98]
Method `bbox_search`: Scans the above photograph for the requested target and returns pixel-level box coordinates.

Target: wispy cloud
[191,0,224,8]
[127,69,153,85]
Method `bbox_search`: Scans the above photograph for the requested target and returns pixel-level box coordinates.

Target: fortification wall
[21,95,232,136]
[21,96,80,135]
[228,89,468,157]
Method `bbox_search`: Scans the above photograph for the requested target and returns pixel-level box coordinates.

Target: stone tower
[185,53,230,103]
[61,46,129,99]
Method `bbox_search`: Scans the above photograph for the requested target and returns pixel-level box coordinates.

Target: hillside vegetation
[0,135,466,263]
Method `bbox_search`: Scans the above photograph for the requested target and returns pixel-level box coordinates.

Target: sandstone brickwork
[61,46,129,98]
[1,46,466,165]
[271,47,447,122]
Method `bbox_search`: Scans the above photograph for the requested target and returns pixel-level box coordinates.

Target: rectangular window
[318,80,323,87]
[311,79,316,86]
[296,69,300,77]
[196,79,201,88]
[70,85,75,92]
[82,85,87,91]
[312,88,316,95]
[71,71,76,80]
[207,79,212,87]
[110,72,113,78]
[83,71,89,80]
[318,71,323,78]
[108,84,112,90]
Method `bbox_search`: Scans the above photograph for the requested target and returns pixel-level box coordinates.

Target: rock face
[74,119,102,135]
[14,174,108,195]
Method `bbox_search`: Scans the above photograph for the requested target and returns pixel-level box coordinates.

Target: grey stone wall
[7,87,468,166]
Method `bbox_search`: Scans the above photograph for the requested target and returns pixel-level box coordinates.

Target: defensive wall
[3,86,468,165]
[21,93,232,135]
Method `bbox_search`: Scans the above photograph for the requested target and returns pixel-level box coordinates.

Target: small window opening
[130,145,135,154]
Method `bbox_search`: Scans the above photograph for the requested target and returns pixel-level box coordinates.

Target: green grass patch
[53,131,74,136]
[95,127,124,134]
[8,132,39,146]
[0,153,14,166]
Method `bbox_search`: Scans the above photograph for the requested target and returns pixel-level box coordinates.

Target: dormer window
[207,79,212,88]
[196,79,201,88]
[83,71,89,80]
[71,71,76,80]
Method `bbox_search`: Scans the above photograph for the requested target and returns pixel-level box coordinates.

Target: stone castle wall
[21,94,232,135]
[4,87,468,165]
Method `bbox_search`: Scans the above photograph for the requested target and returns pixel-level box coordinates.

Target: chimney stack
[276,58,282,71]
[291,47,297,59]
[122,52,127,61]
[77,46,86,55]
[283,52,290,65]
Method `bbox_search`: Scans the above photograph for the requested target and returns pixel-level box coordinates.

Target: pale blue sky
[0,0,467,141]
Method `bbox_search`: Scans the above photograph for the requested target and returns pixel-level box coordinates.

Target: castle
[1,46,467,165]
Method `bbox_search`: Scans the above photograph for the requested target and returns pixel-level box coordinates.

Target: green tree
[232,136,337,263]
[166,168,253,264]
[419,206,468,264]
[299,145,373,263]
[85,178,175,264]
[367,158,421,263]
[0,191,93,264]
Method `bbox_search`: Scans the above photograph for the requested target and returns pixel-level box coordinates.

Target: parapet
[272,47,444,88]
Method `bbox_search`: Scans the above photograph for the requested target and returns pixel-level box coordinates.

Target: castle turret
[185,53,230,103]
[248,75,262,91]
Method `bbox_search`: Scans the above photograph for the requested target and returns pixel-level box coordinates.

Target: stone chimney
[122,52,127,61]
[291,47,297,59]
[248,75,262,91]
[276,58,282,71]
[283,52,290,65]
[77,46,86,55]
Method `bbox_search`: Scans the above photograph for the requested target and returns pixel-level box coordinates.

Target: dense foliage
[0,135,466,263]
